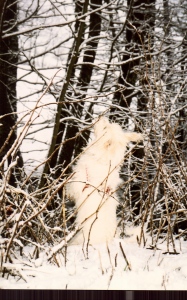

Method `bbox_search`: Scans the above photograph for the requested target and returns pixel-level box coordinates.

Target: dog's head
[94,117,110,139]
[94,117,143,150]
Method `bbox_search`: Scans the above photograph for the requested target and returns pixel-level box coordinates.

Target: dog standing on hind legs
[66,117,143,246]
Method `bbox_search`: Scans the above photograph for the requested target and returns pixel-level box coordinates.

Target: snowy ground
[1,226,187,290]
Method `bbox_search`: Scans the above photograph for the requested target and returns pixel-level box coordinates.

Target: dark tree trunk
[57,0,103,170]
[111,0,155,125]
[130,0,155,208]
[47,1,86,173]
[110,0,155,211]
[176,31,187,154]
[42,0,102,185]
[39,0,90,188]
[0,0,23,186]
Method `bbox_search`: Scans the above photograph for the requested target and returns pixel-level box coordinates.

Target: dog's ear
[124,132,144,143]
[94,117,109,137]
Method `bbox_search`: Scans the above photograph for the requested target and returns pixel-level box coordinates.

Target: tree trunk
[110,0,155,211]
[0,0,23,186]
[111,0,155,123]
[39,0,90,188]
[57,0,103,168]
[39,0,103,188]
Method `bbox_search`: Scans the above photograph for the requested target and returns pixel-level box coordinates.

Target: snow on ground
[1,227,187,290]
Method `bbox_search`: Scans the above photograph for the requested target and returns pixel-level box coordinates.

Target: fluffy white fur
[66,117,143,245]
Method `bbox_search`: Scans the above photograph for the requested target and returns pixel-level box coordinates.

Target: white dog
[66,117,143,245]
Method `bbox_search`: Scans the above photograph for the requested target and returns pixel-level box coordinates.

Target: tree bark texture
[0,0,23,185]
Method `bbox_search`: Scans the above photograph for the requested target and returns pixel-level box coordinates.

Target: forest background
[0,0,187,279]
